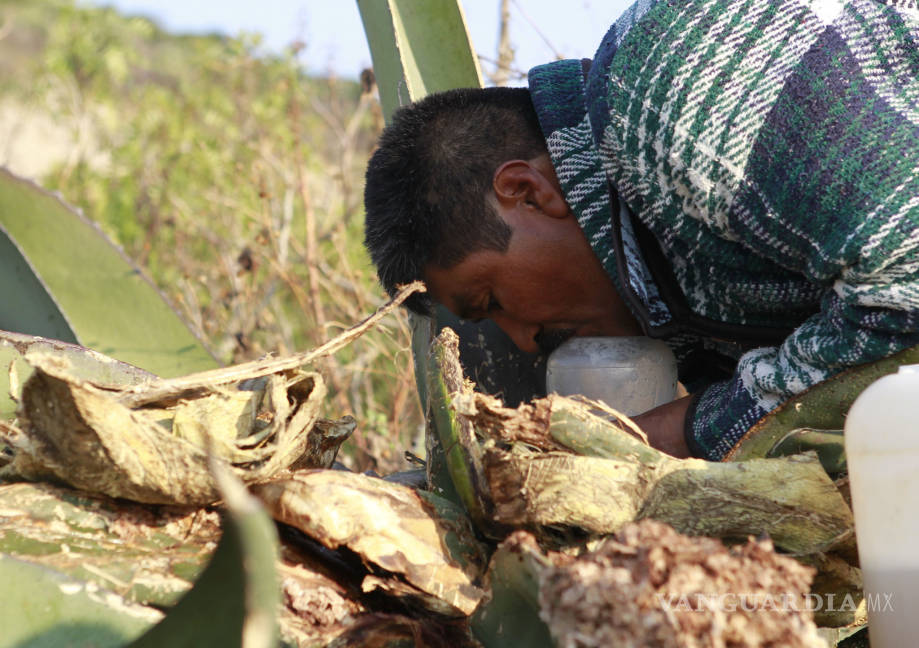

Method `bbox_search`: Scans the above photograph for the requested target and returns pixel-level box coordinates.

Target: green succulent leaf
[128,461,280,648]
[0,482,218,608]
[0,169,217,397]
[356,0,482,121]
[471,536,555,648]
[728,343,919,462]
[0,554,162,648]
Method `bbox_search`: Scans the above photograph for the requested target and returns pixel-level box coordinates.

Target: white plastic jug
[546,336,677,416]
[845,364,919,648]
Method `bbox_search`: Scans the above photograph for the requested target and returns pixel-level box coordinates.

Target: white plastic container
[845,364,919,648]
[546,337,677,416]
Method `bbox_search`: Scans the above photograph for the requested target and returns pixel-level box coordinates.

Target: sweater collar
[527,60,616,277]
[528,59,673,330]
[527,59,591,143]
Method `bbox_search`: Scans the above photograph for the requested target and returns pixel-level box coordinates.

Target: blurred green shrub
[0,0,415,471]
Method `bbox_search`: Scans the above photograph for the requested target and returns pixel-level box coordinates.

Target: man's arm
[632,395,693,458]
[688,295,919,460]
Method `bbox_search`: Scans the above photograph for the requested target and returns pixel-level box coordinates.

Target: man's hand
[631,395,694,458]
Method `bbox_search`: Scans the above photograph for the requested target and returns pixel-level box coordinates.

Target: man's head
[364,86,639,353]
[364,86,545,313]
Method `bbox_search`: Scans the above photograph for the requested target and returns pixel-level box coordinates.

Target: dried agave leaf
[277,560,364,647]
[454,361,862,631]
[8,360,223,504]
[483,447,853,555]
[1,330,157,420]
[798,551,867,628]
[3,350,342,505]
[446,374,854,555]
[246,373,332,482]
[485,450,647,534]
[132,370,327,476]
[433,329,854,555]
[253,469,489,617]
[2,284,424,505]
[169,383,265,463]
[638,453,854,555]
[116,281,426,409]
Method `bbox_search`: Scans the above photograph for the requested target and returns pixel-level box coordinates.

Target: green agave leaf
[0,464,279,648]
[0,224,77,344]
[728,343,919,462]
[0,554,163,648]
[0,169,217,384]
[425,328,495,531]
[128,462,280,648]
[0,482,219,608]
[356,0,482,120]
[424,324,469,508]
[767,428,847,475]
[470,534,555,648]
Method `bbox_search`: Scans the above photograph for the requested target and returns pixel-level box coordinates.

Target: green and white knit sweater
[528,0,919,460]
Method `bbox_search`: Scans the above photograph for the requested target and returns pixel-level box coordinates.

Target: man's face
[424,190,639,354]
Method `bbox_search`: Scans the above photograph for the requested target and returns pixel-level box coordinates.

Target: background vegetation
[0,0,418,472]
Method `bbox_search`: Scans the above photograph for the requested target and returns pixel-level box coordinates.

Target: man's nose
[489,313,540,354]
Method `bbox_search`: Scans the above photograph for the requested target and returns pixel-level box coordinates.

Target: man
[364,0,919,460]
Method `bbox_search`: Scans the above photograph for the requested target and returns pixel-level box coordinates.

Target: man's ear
[493,157,568,219]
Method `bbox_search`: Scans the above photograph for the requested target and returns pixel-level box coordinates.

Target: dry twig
[118,282,425,408]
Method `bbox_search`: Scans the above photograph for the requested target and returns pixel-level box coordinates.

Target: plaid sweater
[528,0,919,460]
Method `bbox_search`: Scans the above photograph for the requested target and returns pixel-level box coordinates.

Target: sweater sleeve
[686,221,919,460]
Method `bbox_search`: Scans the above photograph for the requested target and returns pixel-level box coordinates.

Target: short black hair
[364,86,546,314]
